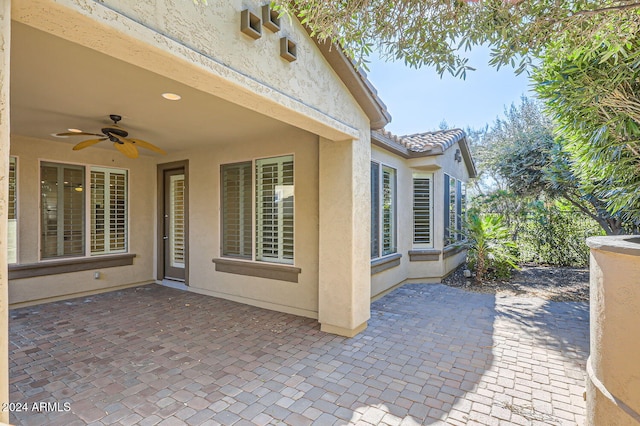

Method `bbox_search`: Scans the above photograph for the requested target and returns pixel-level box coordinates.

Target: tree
[533,29,640,228]
[273,0,640,76]
[477,97,637,234]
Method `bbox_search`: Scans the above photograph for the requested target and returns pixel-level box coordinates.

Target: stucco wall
[586,236,640,425]
[8,136,156,305]
[96,0,365,131]
[9,0,377,335]
[0,1,10,418]
[371,141,472,296]
[12,0,365,142]
[161,127,320,318]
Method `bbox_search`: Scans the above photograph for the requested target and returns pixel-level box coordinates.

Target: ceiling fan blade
[126,138,167,155]
[113,141,139,159]
[72,138,108,150]
[57,132,105,137]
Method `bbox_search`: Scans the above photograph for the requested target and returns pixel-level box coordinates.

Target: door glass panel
[170,174,185,268]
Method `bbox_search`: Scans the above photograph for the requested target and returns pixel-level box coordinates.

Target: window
[371,162,397,258]
[40,162,127,259]
[444,174,466,245]
[221,155,294,265]
[91,168,127,255]
[256,156,294,263]
[221,162,252,259]
[413,173,433,247]
[371,162,380,258]
[8,157,17,263]
[41,162,85,258]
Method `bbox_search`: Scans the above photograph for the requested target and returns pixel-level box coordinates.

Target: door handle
[163,236,169,240]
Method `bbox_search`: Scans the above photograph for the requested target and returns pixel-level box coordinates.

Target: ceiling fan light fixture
[161,92,181,101]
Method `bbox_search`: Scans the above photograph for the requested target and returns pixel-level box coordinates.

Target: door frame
[157,160,189,284]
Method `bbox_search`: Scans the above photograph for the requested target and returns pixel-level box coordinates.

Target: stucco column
[586,236,640,425]
[0,0,11,422]
[318,135,371,337]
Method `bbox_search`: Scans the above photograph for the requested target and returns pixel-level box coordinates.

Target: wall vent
[240,9,262,40]
[262,4,280,32]
[280,37,297,62]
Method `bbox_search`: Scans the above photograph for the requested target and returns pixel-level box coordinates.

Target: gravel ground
[442,264,590,302]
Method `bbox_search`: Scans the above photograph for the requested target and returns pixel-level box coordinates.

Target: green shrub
[517,202,604,267]
[463,212,519,283]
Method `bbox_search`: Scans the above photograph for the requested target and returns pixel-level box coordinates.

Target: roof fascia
[458,138,478,178]
[371,131,411,158]
[307,34,391,130]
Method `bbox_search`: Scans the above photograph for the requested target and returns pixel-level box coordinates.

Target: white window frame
[444,173,467,246]
[371,161,397,259]
[255,155,294,264]
[90,166,128,255]
[220,154,295,265]
[38,160,129,261]
[412,172,434,248]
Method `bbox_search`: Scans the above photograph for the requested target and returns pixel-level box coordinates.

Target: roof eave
[458,137,478,178]
[308,36,391,130]
[371,131,411,158]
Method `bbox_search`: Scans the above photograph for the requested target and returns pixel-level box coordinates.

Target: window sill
[371,253,402,275]
[9,253,136,280]
[212,258,301,283]
[408,249,441,262]
[443,244,466,259]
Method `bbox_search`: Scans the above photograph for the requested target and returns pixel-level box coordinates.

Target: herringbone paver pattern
[8,284,588,425]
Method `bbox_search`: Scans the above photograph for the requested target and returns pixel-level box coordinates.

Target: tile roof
[372,128,477,178]
[375,128,466,154]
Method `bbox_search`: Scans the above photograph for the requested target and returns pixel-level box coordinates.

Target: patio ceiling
[10,22,298,156]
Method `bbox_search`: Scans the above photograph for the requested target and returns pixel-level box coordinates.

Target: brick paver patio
[8,283,588,425]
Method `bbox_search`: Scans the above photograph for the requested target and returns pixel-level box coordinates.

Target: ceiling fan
[56,114,167,159]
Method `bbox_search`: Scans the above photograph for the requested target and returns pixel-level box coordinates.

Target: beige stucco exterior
[168,127,321,318]
[0,0,10,420]
[11,0,365,141]
[586,236,640,425]
[0,0,478,414]
[318,134,372,336]
[5,0,385,344]
[8,136,156,305]
[370,139,473,298]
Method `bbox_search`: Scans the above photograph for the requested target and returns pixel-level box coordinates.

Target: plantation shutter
[371,162,380,258]
[8,157,17,263]
[41,162,85,258]
[457,181,466,241]
[91,168,127,254]
[444,174,451,245]
[382,165,397,256]
[170,174,186,268]
[221,162,252,259]
[256,155,294,264]
[456,180,462,240]
[413,175,432,245]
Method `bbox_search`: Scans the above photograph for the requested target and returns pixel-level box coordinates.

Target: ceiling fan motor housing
[102,127,129,138]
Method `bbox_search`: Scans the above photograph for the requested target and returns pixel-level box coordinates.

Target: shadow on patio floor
[9,283,586,425]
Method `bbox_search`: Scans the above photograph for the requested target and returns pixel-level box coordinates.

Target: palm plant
[462,212,519,283]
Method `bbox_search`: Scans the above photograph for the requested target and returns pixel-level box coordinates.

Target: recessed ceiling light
[162,92,181,101]
[67,128,83,133]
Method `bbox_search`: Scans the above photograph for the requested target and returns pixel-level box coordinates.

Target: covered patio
[9,283,588,425]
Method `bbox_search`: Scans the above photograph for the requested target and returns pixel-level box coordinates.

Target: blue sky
[366,47,533,135]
